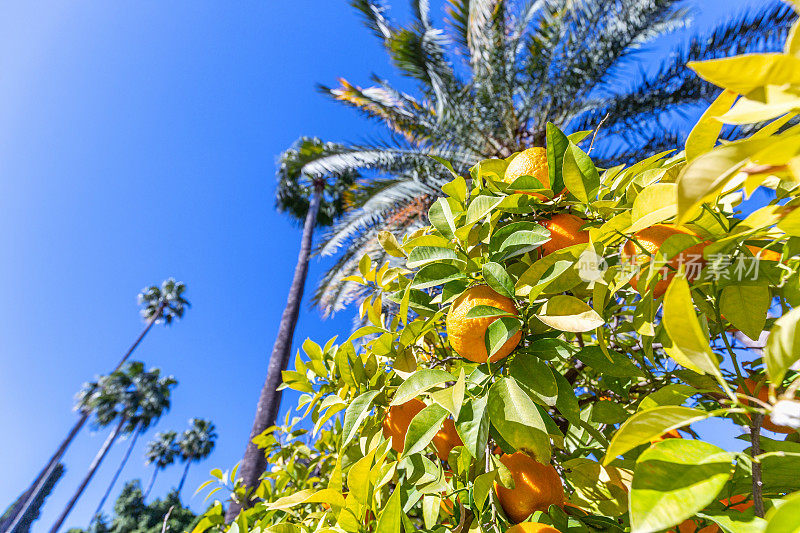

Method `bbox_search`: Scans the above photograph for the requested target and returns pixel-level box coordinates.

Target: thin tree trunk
[225,184,323,521]
[145,467,158,499]
[90,423,142,524]
[5,307,163,533]
[49,418,126,533]
[177,461,191,497]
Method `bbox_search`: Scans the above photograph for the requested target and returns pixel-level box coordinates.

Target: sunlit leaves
[562,142,600,203]
[630,440,733,533]
[392,369,453,406]
[536,295,604,332]
[488,377,551,462]
[720,282,770,341]
[603,406,714,465]
[685,89,738,161]
[765,306,800,385]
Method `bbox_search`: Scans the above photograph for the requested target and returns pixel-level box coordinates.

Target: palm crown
[138,278,189,325]
[282,0,795,316]
[145,431,179,469]
[179,418,217,462]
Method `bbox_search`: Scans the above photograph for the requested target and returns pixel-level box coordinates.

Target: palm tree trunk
[225,183,323,521]
[3,414,88,533]
[177,461,192,497]
[5,308,163,533]
[49,417,126,533]
[90,423,142,524]
[144,467,158,499]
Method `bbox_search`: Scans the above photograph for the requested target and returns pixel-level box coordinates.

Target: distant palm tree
[226,140,355,518]
[7,279,188,533]
[275,0,795,317]
[90,366,176,524]
[143,431,179,498]
[50,363,176,533]
[177,418,217,497]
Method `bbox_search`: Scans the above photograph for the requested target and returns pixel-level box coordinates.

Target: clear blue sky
[0,1,776,531]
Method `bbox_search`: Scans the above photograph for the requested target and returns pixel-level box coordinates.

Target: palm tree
[177,418,217,498]
[90,366,176,524]
[143,431,179,498]
[226,140,355,518]
[274,0,795,317]
[50,363,176,533]
[6,279,188,533]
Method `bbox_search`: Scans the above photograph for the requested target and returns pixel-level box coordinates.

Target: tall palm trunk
[226,183,322,521]
[5,305,164,533]
[90,423,142,525]
[144,467,159,499]
[49,417,126,533]
[177,461,192,497]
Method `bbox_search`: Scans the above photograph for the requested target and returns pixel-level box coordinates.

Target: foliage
[0,463,64,533]
[282,0,795,316]
[199,3,800,532]
[138,278,190,325]
[66,481,199,533]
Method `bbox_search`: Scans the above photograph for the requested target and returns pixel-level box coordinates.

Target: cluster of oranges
[375,147,780,529]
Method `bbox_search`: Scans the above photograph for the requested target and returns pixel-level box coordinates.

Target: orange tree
[195,5,800,533]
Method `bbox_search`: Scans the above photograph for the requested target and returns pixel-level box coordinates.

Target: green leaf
[392,369,454,406]
[630,439,733,533]
[688,54,800,95]
[562,142,600,204]
[676,137,772,223]
[765,306,800,386]
[592,401,629,425]
[720,282,770,341]
[464,304,516,319]
[536,295,604,332]
[407,246,461,268]
[663,274,721,376]
[546,122,570,195]
[638,384,697,412]
[630,183,678,232]
[465,195,504,225]
[577,346,646,378]
[402,403,449,457]
[428,197,460,238]
[485,316,522,359]
[685,89,739,162]
[765,491,800,533]
[375,484,403,533]
[490,221,550,260]
[483,261,515,298]
[553,370,581,425]
[509,357,558,407]
[411,263,465,289]
[699,510,766,533]
[488,377,551,462]
[473,470,498,511]
[377,231,407,258]
[603,406,714,465]
[456,395,490,461]
[341,391,380,448]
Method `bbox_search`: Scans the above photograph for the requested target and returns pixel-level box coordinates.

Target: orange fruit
[670,519,719,533]
[446,285,522,363]
[383,399,426,453]
[504,147,550,199]
[541,213,590,256]
[622,224,706,298]
[650,428,682,444]
[720,494,753,512]
[737,378,796,434]
[494,452,565,524]
[432,418,463,461]
[383,399,465,458]
[745,245,782,262]
[506,523,561,533]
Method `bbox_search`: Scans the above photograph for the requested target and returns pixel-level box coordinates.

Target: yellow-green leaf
[720,282,770,341]
[686,89,738,161]
[536,295,604,332]
[663,274,720,376]
[688,54,800,95]
[765,306,800,386]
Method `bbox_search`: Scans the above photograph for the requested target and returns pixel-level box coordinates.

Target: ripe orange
[506,523,561,533]
[737,378,796,434]
[541,213,590,256]
[650,428,682,444]
[670,519,719,533]
[720,494,753,512]
[382,399,465,458]
[494,452,565,524]
[383,399,426,453]
[745,245,782,262]
[432,418,463,461]
[622,224,706,297]
[446,285,522,363]
[504,147,550,199]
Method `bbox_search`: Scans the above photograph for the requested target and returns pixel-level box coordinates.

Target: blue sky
[0,0,778,530]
